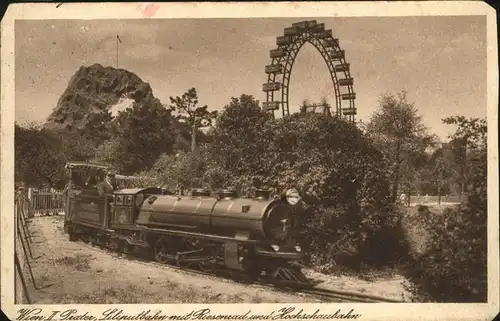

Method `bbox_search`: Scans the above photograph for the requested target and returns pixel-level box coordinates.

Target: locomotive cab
[111,190,144,227]
[63,161,161,241]
[109,187,163,229]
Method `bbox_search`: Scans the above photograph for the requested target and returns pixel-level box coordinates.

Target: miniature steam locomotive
[63,162,310,287]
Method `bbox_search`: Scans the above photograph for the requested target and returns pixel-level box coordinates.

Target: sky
[15,16,487,141]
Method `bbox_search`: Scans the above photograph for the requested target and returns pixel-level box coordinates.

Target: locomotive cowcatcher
[63,162,311,287]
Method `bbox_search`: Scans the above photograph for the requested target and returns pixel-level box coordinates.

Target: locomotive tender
[63,162,310,286]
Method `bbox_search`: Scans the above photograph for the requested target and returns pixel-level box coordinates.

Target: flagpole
[116,35,119,69]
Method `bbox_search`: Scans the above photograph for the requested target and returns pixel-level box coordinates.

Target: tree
[418,147,455,202]
[168,88,217,153]
[442,116,487,201]
[366,92,436,202]
[50,128,97,161]
[80,109,114,146]
[209,94,272,179]
[149,150,205,190]
[319,96,331,116]
[106,101,178,175]
[15,123,68,188]
[299,99,310,114]
[91,138,128,172]
[298,97,331,116]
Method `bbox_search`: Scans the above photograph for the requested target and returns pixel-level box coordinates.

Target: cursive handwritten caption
[17,307,362,321]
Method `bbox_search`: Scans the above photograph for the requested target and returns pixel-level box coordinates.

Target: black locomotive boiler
[63,162,310,287]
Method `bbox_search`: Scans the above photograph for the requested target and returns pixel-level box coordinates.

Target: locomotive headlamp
[295,245,302,252]
[271,244,280,252]
[285,188,301,205]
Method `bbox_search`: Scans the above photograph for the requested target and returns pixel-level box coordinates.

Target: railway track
[137,258,404,303]
[74,230,405,304]
[158,262,406,303]
[300,287,404,303]
[106,245,405,303]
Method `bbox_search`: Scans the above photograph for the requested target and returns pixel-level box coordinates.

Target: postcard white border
[1,2,499,320]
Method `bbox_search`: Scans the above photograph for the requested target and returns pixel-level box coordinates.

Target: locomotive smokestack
[255,189,272,200]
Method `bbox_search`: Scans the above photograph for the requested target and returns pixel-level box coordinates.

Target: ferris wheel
[262,20,357,122]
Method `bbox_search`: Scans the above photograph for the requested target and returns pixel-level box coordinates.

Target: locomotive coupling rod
[177,256,214,263]
[176,249,204,259]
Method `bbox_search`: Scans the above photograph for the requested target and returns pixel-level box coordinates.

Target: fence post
[15,198,22,304]
[15,251,32,304]
[15,193,33,304]
[17,199,39,290]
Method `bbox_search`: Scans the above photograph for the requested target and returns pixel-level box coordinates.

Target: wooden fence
[408,195,463,205]
[28,188,64,216]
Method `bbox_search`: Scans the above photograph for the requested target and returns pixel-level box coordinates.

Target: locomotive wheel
[67,225,77,242]
[242,258,260,281]
[116,241,127,256]
[154,237,173,264]
[68,232,77,242]
[107,238,120,253]
[229,270,252,284]
[244,266,260,282]
[90,236,100,247]
[122,243,132,256]
[80,234,89,244]
[98,236,107,250]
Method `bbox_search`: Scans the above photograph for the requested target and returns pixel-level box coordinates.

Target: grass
[55,253,93,272]
[355,264,401,282]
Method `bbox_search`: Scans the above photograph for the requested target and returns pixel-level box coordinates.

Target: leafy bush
[148,150,205,190]
[208,94,272,178]
[15,123,69,188]
[402,198,487,302]
[265,114,404,270]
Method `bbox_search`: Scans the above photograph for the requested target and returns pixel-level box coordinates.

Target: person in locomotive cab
[97,172,117,198]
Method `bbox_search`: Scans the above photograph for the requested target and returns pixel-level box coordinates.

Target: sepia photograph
[1,2,498,321]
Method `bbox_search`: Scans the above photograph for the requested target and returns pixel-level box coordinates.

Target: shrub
[127,170,163,188]
[149,150,205,190]
[305,202,407,272]
[258,114,402,271]
[402,195,487,302]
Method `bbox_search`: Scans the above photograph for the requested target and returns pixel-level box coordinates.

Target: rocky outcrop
[45,63,163,131]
